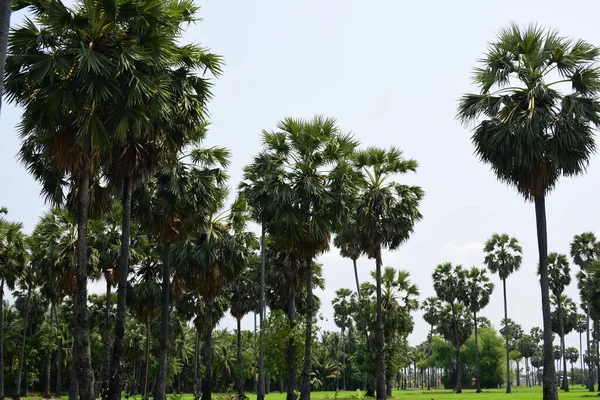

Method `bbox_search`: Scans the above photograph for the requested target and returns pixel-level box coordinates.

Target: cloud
[441,241,485,266]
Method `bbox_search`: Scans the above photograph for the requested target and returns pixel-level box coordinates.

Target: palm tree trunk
[0,0,12,115]
[258,224,266,400]
[15,287,31,398]
[69,346,78,400]
[202,306,214,400]
[55,304,63,398]
[0,279,4,400]
[237,317,244,396]
[100,277,113,398]
[106,177,133,400]
[194,329,201,400]
[253,312,257,393]
[427,324,432,391]
[534,195,558,400]
[595,320,600,391]
[450,303,462,393]
[525,357,529,386]
[375,249,386,400]
[516,359,520,386]
[579,331,583,386]
[73,173,95,400]
[341,327,346,391]
[300,257,314,400]
[501,278,511,393]
[558,297,568,391]
[156,243,171,400]
[352,258,361,297]
[144,318,150,400]
[44,302,55,398]
[286,290,297,400]
[571,362,574,386]
[474,310,481,393]
[587,303,593,391]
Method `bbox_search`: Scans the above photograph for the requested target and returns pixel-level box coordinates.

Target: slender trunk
[596,320,600,391]
[286,290,297,400]
[237,317,244,396]
[0,280,4,400]
[156,243,171,400]
[73,173,95,400]
[451,303,462,393]
[202,306,214,400]
[587,304,594,391]
[474,310,481,393]
[352,258,361,297]
[375,249,386,400]
[101,278,113,398]
[55,303,63,398]
[535,196,558,400]
[558,297,568,391]
[194,329,201,400]
[516,359,520,386]
[0,0,12,114]
[300,258,314,400]
[253,312,257,393]
[341,327,346,391]
[69,343,78,400]
[44,302,55,398]
[525,357,529,387]
[258,224,266,400]
[502,278,511,393]
[427,324,432,391]
[106,177,133,400]
[15,288,31,398]
[144,318,150,400]
[571,362,574,386]
[579,331,583,385]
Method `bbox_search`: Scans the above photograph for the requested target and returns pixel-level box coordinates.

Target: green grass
[120,386,600,400]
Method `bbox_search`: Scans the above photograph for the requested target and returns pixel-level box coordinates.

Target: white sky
[3,0,600,356]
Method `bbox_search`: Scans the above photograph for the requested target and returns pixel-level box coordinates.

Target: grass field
[115,386,600,400]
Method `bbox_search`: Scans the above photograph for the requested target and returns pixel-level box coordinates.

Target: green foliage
[262,310,306,381]
[464,328,506,388]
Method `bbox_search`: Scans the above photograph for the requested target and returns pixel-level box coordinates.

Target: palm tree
[432,263,467,393]
[242,116,358,400]
[228,259,260,396]
[461,267,494,393]
[483,233,522,393]
[458,24,600,400]
[500,319,524,387]
[332,288,355,391]
[518,335,537,387]
[565,347,579,385]
[0,211,26,400]
[13,264,33,399]
[421,297,441,391]
[544,253,572,390]
[570,232,600,391]
[134,143,228,400]
[353,147,424,400]
[0,0,11,114]
[575,314,588,385]
[334,217,364,295]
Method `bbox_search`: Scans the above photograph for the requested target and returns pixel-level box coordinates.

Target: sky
[3,0,600,358]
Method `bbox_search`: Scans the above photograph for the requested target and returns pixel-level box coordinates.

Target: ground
[103,387,600,400]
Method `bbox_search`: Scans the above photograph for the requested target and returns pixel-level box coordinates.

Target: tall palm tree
[334,217,364,296]
[0,211,26,400]
[461,267,494,393]
[575,314,588,385]
[353,147,424,400]
[458,24,600,400]
[570,232,600,391]
[518,335,537,387]
[228,257,260,396]
[332,288,355,391]
[0,0,10,114]
[421,297,441,391]
[483,233,522,393]
[432,263,467,393]
[242,116,358,400]
[134,143,228,400]
[544,253,572,391]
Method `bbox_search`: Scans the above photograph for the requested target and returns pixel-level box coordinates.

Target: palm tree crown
[483,233,523,280]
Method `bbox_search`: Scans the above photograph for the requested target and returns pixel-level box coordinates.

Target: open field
[105,387,600,400]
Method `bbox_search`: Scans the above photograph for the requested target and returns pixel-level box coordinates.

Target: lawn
[115,387,600,400]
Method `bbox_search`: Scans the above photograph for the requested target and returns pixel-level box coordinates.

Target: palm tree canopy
[570,232,600,269]
[421,297,442,327]
[457,23,600,199]
[432,262,465,305]
[0,213,27,290]
[543,252,571,297]
[483,233,522,280]
[461,267,494,313]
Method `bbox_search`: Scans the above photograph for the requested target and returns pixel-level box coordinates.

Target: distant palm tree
[432,263,467,393]
[334,217,364,295]
[353,147,424,400]
[458,24,600,400]
[461,267,494,393]
[483,233,522,393]
[544,253,572,390]
[332,288,355,391]
[570,232,600,392]
[565,347,579,385]
[0,211,26,400]
[421,297,441,391]
[518,335,537,387]
[575,314,588,385]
